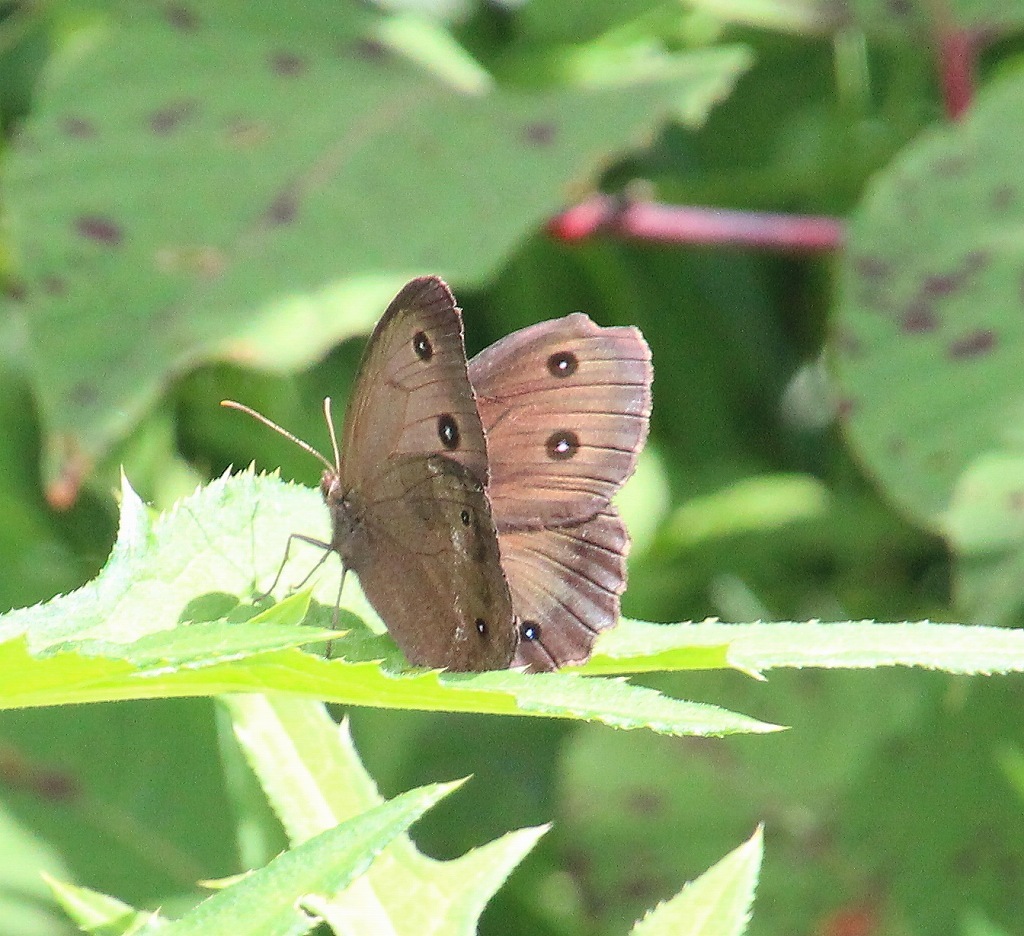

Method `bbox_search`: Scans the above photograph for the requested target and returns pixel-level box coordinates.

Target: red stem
[937,27,975,120]
[549,196,844,255]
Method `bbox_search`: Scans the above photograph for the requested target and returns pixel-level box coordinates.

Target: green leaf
[0,634,777,735]
[225,695,545,934]
[2,1,750,488]
[683,0,1024,35]
[835,73,1024,526]
[45,874,157,935]
[0,471,779,735]
[591,619,1024,676]
[0,469,336,650]
[5,472,1024,729]
[631,826,762,935]
[142,780,459,935]
[835,72,1024,622]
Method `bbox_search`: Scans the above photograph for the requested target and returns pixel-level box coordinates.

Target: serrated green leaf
[0,471,780,735]
[138,780,458,936]
[593,619,1024,676]
[5,473,1024,730]
[226,695,546,935]
[631,826,762,935]
[44,873,158,935]
[0,470,341,652]
[0,634,778,735]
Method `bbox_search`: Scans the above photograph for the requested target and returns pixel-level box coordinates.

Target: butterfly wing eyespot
[547,351,578,378]
[413,330,433,360]
[437,414,461,450]
[545,430,580,461]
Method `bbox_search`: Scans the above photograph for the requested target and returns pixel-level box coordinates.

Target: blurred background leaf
[1,0,1023,933]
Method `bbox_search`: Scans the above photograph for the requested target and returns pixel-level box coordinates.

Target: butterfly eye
[545,430,579,460]
[413,330,433,361]
[438,414,460,450]
[521,621,540,641]
[460,509,471,526]
[475,618,487,635]
[547,350,578,378]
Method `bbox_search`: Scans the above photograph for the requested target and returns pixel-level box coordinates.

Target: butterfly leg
[324,564,349,660]
[258,532,333,600]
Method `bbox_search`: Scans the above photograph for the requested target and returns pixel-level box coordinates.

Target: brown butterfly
[224,276,651,672]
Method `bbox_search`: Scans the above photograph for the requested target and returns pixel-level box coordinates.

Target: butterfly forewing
[469,313,651,526]
[341,276,489,490]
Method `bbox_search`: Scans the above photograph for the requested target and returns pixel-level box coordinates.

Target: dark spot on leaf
[75,215,123,246]
[264,190,299,225]
[149,100,197,135]
[62,116,95,138]
[349,38,388,60]
[922,273,961,297]
[963,251,988,275]
[164,3,199,29]
[836,331,862,356]
[546,430,579,460]
[620,870,664,902]
[887,0,912,13]
[69,381,99,407]
[626,790,666,816]
[521,620,539,641]
[854,255,891,280]
[42,275,66,295]
[951,844,981,876]
[901,301,938,333]
[34,770,81,802]
[1008,491,1024,511]
[438,414,460,450]
[916,253,987,302]
[523,121,556,145]
[887,437,907,458]
[270,52,305,76]
[855,283,892,315]
[4,281,26,302]
[934,155,968,177]
[547,350,578,378]
[836,398,855,420]
[948,329,995,360]
[992,185,1016,212]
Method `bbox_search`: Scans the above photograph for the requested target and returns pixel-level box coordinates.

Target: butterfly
[224,276,651,671]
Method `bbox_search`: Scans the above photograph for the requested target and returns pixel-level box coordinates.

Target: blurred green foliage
[2,0,1024,933]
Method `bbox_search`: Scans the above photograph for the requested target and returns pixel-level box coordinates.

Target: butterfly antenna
[323,397,343,473]
[221,400,336,474]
